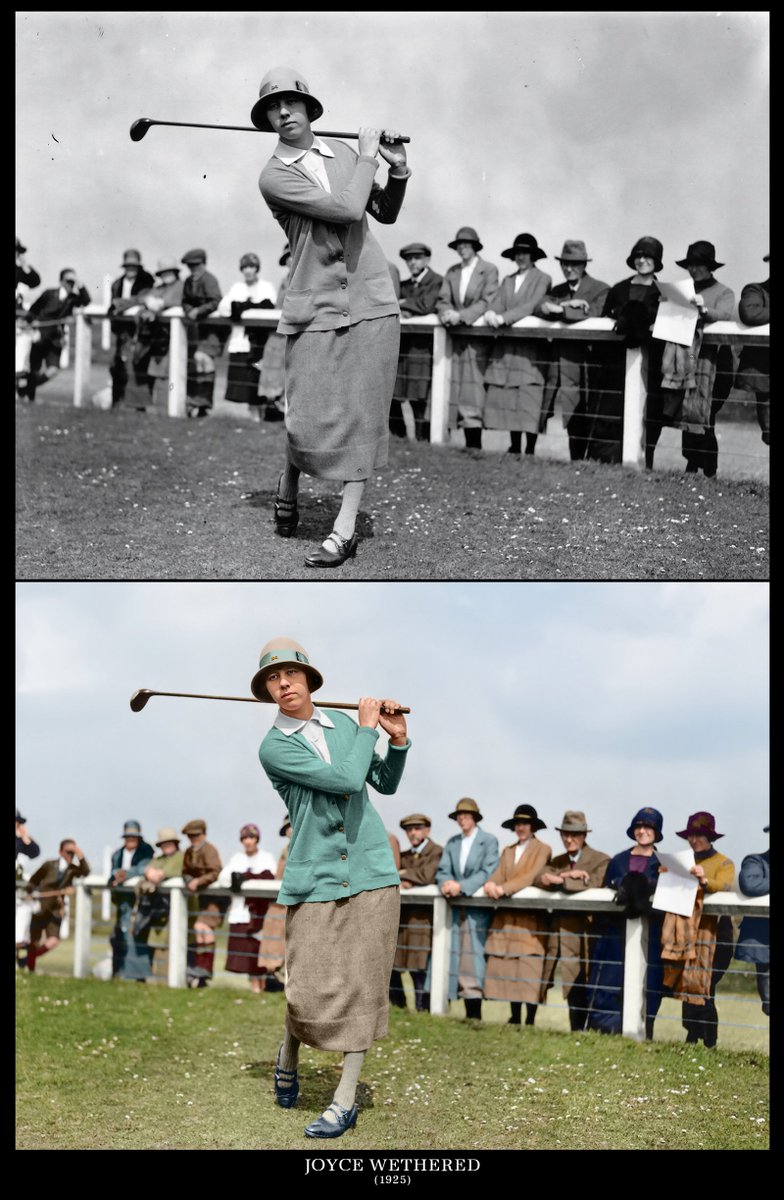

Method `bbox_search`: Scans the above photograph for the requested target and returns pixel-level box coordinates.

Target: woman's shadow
[246,489,375,543]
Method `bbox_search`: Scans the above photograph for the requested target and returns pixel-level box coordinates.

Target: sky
[16,582,769,877]
[16,12,769,311]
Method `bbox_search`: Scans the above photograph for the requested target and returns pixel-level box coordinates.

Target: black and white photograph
[16,12,768,1160]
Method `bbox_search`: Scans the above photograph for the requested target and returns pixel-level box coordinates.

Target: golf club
[130,117,410,143]
[130,688,409,714]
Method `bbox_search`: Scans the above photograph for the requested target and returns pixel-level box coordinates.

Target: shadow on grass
[245,489,376,543]
[246,1058,376,1114]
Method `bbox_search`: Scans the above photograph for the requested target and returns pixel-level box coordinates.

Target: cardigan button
[343,794,349,801]
[338,825,344,833]
[341,853,347,861]
[340,282,347,289]
[342,881,349,887]
[342,311,348,317]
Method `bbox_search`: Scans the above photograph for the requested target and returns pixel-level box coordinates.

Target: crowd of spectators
[15,803,769,1046]
[15,234,769,475]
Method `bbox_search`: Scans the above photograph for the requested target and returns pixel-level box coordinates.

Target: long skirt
[484,909,549,1003]
[225,922,265,976]
[448,335,489,429]
[258,332,286,400]
[224,352,262,405]
[257,901,287,972]
[284,884,400,1051]
[587,912,664,1034]
[483,340,546,433]
[285,315,400,480]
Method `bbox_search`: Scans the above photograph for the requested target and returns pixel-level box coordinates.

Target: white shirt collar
[411,837,430,855]
[273,135,336,165]
[274,706,336,736]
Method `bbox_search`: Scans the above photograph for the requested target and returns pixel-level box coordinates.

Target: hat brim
[156,838,180,847]
[675,258,723,270]
[449,809,483,822]
[250,94,323,132]
[555,825,591,833]
[501,247,547,261]
[626,255,663,272]
[626,824,664,843]
[448,239,483,252]
[676,828,723,840]
[250,662,324,702]
[501,817,546,831]
[556,257,591,264]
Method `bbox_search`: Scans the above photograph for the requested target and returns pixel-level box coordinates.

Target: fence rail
[29,306,769,470]
[32,877,766,1043]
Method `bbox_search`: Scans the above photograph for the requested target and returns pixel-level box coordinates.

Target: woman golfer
[253,637,410,1138]
[252,68,410,567]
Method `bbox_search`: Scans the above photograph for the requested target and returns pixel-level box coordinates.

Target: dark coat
[28,285,92,348]
[108,840,155,885]
[108,269,156,335]
[182,269,225,356]
[736,849,769,963]
[399,268,443,316]
[736,280,770,387]
[602,277,661,347]
[399,838,443,887]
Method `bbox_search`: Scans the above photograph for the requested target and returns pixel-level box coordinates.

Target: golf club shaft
[131,118,410,142]
[131,689,409,713]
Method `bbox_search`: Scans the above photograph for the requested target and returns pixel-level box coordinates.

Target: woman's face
[241,264,259,283]
[634,254,656,276]
[633,823,657,846]
[514,250,532,271]
[241,835,259,852]
[513,821,533,842]
[264,94,311,142]
[455,241,476,264]
[158,270,178,286]
[687,263,711,283]
[456,811,477,834]
[687,833,711,853]
[265,666,312,717]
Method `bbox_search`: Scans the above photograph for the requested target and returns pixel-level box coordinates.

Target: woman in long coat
[483,233,552,456]
[435,797,500,1019]
[586,806,665,1039]
[483,805,551,1025]
[255,68,410,568]
[216,253,276,419]
[218,823,276,993]
[255,637,410,1140]
[436,227,499,449]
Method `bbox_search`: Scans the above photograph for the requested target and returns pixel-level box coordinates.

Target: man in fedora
[134,828,186,980]
[437,228,499,448]
[436,798,499,1019]
[389,244,444,441]
[536,241,610,460]
[180,248,224,418]
[181,818,224,987]
[659,241,735,476]
[107,249,155,406]
[108,819,155,978]
[255,636,411,1138]
[736,254,770,448]
[389,813,443,1011]
[536,811,610,1030]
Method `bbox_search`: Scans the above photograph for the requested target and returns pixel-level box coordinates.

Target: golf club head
[129,118,153,142]
[129,689,153,712]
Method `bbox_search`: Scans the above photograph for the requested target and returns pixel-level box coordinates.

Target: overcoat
[483,266,552,432]
[538,274,610,426]
[483,837,552,1003]
[436,257,499,427]
[394,838,443,971]
[435,827,500,998]
[538,843,610,998]
[736,849,770,964]
[394,268,444,404]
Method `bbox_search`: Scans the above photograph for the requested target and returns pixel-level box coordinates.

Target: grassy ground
[16,972,768,1152]
[16,375,768,580]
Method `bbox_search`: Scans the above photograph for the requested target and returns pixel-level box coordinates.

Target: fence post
[167,881,189,988]
[59,324,70,370]
[429,893,451,1014]
[73,312,93,407]
[621,915,648,1041]
[621,345,646,467]
[101,276,113,351]
[429,324,450,444]
[167,312,188,418]
[72,884,93,979]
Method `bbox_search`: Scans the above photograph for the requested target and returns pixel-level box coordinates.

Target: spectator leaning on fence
[181,248,225,419]
[16,236,41,293]
[483,233,552,459]
[389,813,443,1013]
[107,248,155,407]
[435,797,500,1020]
[661,812,735,1049]
[256,814,291,991]
[482,804,552,1027]
[389,243,443,442]
[436,226,499,450]
[735,253,770,448]
[257,244,291,423]
[16,808,40,864]
[20,269,91,403]
[735,824,769,1018]
[536,809,610,1032]
[108,819,155,980]
[182,818,224,988]
[536,241,610,461]
[23,838,90,972]
[216,253,276,420]
[587,806,665,1040]
[218,823,276,993]
[128,827,186,980]
[659,241,735,478]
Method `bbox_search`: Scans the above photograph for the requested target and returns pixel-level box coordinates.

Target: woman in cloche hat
[586,807,666,1039]
[661,812,735,1048]
[216,254,277,421]
[254,68,410,568]
[435,798,500,1020]
[483,234,552,458]
[482,805,552,1027]
[218,824,277,993]
[435,228,500,448]
[254,636,411,1139]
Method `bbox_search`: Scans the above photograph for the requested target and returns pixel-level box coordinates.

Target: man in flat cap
[180,250,225,418]
[107,249,155,407]
[389,813,443,1011]
[390,244,444,441]
[535,810,610,1030]
[182,819,224,987]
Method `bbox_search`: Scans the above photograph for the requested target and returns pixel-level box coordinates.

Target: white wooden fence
[64,307,769,469]
[67,876,767,1042]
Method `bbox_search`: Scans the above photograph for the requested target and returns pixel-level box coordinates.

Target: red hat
[676,811,724,841]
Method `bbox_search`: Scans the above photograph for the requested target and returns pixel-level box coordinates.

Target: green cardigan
[259,709,410,905]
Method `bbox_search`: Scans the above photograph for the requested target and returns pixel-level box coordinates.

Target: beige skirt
[484,909,549,1003]
[285,885,400,1052]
